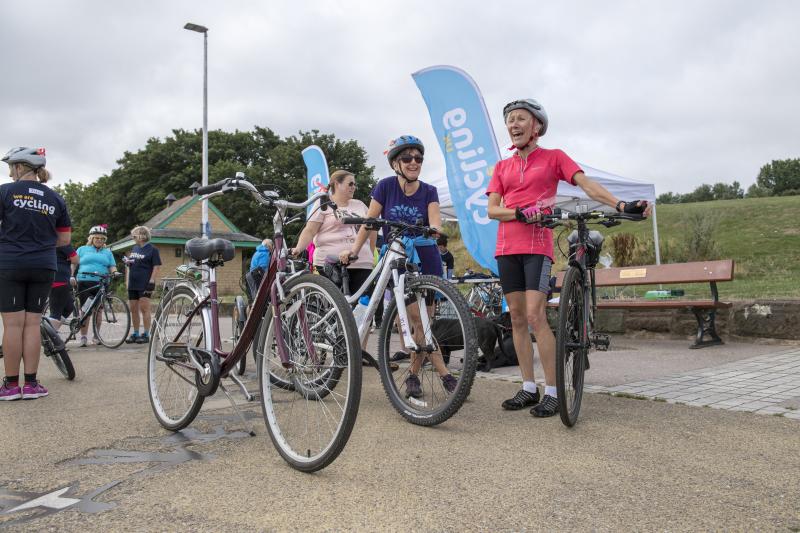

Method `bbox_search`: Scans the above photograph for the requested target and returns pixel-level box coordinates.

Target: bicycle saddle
[185,238,235,262]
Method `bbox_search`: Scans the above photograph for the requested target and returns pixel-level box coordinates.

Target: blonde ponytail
[36,167,51,183]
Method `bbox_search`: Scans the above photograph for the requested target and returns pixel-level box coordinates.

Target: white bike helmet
[502,99,548,136]
[2,147,47,168]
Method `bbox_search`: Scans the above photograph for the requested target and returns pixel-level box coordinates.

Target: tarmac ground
[1,325,799,531]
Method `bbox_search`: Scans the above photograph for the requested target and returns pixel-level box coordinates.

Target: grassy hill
[445,195,800,300]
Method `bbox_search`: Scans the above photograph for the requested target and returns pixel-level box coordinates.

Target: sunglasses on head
[398,155,424,164]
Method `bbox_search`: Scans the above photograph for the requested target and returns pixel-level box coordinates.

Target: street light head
[184,22,208,33]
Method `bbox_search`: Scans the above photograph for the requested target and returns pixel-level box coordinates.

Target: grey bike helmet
[385,135,425,164]
[2,146,47,168]
[502,99,548,136]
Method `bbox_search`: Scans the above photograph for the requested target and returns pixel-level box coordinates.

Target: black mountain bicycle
[541,206,644,427]
[60,272,131,349]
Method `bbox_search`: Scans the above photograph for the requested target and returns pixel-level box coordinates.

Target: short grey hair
[131,226,152,242]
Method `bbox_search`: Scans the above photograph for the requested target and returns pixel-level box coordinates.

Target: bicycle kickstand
[217,382,257,437]
[228,372,254,402]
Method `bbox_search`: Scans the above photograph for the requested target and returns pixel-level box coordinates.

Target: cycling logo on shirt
[389,204,423,225]
[11,194,56,215]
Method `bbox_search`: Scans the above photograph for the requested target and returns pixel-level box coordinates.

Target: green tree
[657,192,682,204]
[755,158,800,196]
[63,127,375,245]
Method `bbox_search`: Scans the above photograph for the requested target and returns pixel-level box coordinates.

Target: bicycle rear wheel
[378,275,478,426]
[556,267,588,427]
[93,295,131,348]
[147,284,206,431]
[258,274,361,472]
[41,319,75,380]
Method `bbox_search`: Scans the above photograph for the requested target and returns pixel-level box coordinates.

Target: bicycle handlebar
[193,173,332,213]
[539,208,646,224]
[341,216,438,237]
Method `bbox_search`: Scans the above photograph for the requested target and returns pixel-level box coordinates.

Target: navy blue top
[55,245,76,284]
[127,243,162,290]
[0,180,71,271]
[371,176,439,239]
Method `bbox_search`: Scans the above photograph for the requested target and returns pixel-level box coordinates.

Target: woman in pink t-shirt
[486,98,651,418]
[292,170,375,294]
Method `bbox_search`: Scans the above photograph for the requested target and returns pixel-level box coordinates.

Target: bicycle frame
[165,185,327,376]
[342,235,434,351]
[65,278,113,340]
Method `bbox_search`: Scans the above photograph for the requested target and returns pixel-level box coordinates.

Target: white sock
[523,381,538,394]
[545,385,557,398]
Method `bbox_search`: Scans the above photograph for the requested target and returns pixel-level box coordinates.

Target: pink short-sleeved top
[308,198,373,269]
[485,148,582,260]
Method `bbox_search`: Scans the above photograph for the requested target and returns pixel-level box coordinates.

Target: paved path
[1,333,799,530]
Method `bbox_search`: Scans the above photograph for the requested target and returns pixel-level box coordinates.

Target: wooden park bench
[551,259,735,349]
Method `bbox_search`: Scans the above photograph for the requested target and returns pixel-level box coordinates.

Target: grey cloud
[1,0,797,194]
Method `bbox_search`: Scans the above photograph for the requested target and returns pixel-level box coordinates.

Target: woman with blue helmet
[344,135,457,398]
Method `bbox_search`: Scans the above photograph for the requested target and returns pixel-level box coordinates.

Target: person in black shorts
[487,99,650,417]
[124,226,161,344]
[0,147,72,401]
[47,244,80,330]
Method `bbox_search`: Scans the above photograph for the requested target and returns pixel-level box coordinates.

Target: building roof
[109,194,261,252]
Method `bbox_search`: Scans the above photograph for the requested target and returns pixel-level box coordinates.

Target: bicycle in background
[147,174,361,472]
[54,272,131,349]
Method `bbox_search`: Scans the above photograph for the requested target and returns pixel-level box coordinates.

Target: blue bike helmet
[385,135,425,163]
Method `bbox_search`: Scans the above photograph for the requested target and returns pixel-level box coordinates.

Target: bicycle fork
[392,271,434,353]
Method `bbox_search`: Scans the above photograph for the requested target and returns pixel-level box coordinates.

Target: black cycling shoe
[390,350,410,362]
[530,394,559,417]
[501,388,540,410]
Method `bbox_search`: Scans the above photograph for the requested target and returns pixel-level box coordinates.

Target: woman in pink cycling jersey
[487,99,650,417]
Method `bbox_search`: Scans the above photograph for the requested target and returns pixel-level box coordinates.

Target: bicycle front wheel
[556,267,588,427]
[41,319,75,380]
[257,273,361,472]
[93,295,131,348]
[147,284,206,431]
[378,275,478,426]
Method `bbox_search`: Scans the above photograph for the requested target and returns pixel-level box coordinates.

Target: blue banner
[302,145,330,219]
[412,65,500,274]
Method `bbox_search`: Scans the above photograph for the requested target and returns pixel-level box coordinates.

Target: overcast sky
[2,0,798,195]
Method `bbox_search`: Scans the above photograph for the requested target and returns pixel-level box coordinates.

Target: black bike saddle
[185,238,235,262]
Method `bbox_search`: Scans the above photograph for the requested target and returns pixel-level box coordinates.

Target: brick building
[110,194,261,295]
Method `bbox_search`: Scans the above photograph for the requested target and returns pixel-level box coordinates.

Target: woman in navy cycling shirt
[0,147,71,401]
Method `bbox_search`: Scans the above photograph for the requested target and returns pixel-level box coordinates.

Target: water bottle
[352,295,370,329]
[81,295,94,315]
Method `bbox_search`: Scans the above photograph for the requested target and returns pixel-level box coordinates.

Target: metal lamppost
[184,22,209,238]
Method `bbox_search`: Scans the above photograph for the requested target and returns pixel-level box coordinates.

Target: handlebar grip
[195,181,226,195]
[341,217,365,225]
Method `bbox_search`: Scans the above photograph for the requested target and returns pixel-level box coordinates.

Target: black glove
[617,200,648,214]
[146,281,156,292]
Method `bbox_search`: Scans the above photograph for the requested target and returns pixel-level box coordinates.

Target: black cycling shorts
[48,284,75,320]
[128,289,154,300]
[497,254,552,294]
[77,280,101,308]
[316,266,372,298]
[0,269,55,313]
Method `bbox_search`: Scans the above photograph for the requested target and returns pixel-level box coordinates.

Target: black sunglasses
[398,155,424,164]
